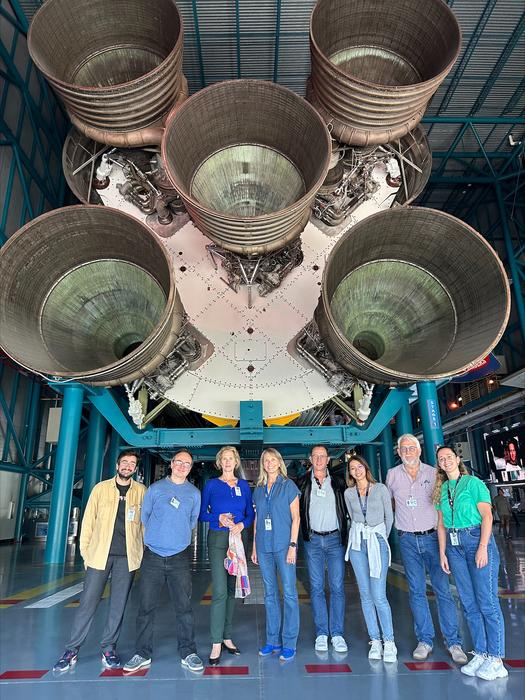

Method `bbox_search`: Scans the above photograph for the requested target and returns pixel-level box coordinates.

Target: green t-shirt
[436,475,491,529]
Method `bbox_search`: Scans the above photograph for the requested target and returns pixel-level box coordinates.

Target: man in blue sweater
[123,449,203,673]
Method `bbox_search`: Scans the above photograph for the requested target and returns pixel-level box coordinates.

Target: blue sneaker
[101,649,121,669]
[279,647,296,661]
[53,648,78,673]
[259,644,282,657]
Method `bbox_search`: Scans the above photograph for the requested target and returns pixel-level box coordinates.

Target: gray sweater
[344,483,394,536]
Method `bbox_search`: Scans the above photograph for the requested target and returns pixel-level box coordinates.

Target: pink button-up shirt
[385,462,437,532]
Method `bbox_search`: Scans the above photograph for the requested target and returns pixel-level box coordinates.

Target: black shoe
[208,653,221,666]
[222,642,241,655]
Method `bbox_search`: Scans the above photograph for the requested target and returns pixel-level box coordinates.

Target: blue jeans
[258,548,300,649]
[304,532,345,637]
[348,534,394,641]
[398,530,461,647]
[446,527,505,657]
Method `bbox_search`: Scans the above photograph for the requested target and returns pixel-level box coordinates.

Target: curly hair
[431,445,469,504]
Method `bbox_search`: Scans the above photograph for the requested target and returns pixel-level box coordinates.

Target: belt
[310,529,339,537]
[399,528,436,536]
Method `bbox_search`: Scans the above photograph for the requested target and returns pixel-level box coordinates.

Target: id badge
[234,486,242,497]
[406,497,418,508]
[316,489,326,498]
[450,531,459,546]
[265,517,272,531]
[127,506,135,522]
[170,496,180,509]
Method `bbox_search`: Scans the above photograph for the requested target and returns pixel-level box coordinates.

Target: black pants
[67,555,134,651]
[135,547,196,659]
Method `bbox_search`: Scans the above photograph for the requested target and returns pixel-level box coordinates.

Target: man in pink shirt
[386,434,466,664]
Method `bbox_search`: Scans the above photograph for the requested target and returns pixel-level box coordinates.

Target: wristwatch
[289,542,297,548]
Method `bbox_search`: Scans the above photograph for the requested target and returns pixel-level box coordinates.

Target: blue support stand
[81,405,107,514]
[363,443,379,480]
[14,381,41,541]
[396,399,413,438]
[417,381,444,465]
[44,384,84,565]
[378,423,394,481]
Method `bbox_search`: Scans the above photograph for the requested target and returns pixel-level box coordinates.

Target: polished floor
[1,523,524,700]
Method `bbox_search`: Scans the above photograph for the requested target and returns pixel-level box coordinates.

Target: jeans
[258,548,300,649]
[398,530,461,647]
[446,527,505,657]
[348,534,394,641]
[135,547,196,659]
[67,555,134,651]
[304,532,345,637]
[207,528,248,643]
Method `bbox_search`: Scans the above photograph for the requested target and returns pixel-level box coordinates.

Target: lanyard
[265,479,278,517]
[357,485,370,523]
[447,474,463,529]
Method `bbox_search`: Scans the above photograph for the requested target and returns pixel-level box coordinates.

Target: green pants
[207,528,247,644]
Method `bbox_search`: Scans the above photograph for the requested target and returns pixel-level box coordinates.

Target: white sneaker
[412,641,432,660]
[331,635,348,653]
[315,635,328,652]
[461,652,486,677]
[368,639,383,660]
[475,656,508,681]
[383,640,397,663]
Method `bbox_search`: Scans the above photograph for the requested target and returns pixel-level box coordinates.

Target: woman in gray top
[344,455,396,662]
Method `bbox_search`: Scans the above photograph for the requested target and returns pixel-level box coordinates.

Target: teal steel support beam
[396,399,413,438]
[44,384,84,565]
[362,443,379,480]
[496,182,525,344]
[239,401,264,442]
[14,381,41,541]
[81,406,107,514]
[417,382,444,465]
[378,423,394,481]
[104,428,121,479]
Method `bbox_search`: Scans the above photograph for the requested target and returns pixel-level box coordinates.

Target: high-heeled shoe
[222,642,241,655]
[208,651,222,666]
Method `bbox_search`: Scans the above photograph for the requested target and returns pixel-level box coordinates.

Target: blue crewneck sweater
[142,477,201,556]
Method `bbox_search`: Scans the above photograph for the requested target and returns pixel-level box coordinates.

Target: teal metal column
[378,424,394,481]
[396,398,413,437]
[104,428,121,479]
[363,443,379,480]
[81,406,107,514]
[44,384,84,564]
[14,381,41,541]
[417,381,444,465]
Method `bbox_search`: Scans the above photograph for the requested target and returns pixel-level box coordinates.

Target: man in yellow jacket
[53,450,147,672]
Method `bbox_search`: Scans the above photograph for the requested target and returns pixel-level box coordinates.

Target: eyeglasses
[399,446,418,454]
[437,455,457,464]
[118,460,136,467]
[173,459,192,469]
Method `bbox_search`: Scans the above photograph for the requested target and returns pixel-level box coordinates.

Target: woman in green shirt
[433,445,507,682]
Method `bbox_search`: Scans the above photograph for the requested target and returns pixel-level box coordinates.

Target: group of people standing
[52,435,508,683]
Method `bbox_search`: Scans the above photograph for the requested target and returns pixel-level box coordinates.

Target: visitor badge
[406,497,418,508]
[450,531,459,546]
[127,506,135,522]
[265,517,272,531]
[170,496,180,509]
[316,488,326,498]
[234,486,242,496]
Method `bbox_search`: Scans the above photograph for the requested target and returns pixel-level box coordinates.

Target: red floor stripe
[305,664,351,673]
[0,670,48,680]
[204,666,249,676]
[405,662,452,671]
[506,659,525,668]
[0,599,24,605]
[100,668,150,677]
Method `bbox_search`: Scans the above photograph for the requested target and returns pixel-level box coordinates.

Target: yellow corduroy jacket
[80,476,147,572]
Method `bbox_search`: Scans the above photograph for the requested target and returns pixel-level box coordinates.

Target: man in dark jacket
[298,445,348,653]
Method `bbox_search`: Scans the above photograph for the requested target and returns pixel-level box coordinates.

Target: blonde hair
[346,454,377,488]
[432,446,470,504]
[257,448,287,486]
[215,445,241,474]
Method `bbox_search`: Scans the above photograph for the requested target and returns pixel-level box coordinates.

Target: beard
[402,456,419,468]
[117,468,133,481]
